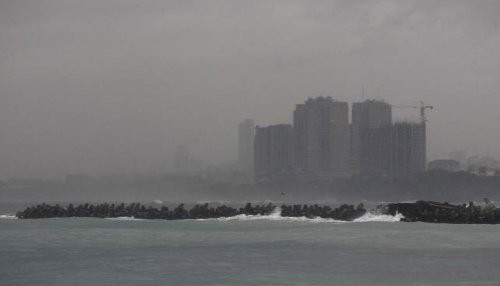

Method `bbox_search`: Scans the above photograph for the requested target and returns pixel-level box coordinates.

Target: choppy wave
[198,208,403,223]
[353,211,404,222]
[218,215,346,223]
[0,214,18,219]
[213,208,343,223]
[104,217,144,221]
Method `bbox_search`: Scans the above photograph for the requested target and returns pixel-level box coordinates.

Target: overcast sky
[1,0,500,178]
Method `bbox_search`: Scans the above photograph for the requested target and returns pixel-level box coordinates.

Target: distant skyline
[1,0,500,178]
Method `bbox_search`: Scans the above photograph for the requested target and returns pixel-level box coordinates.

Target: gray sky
[1,0,500,178]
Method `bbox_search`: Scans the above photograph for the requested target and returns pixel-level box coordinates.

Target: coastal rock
[15,202,366,221]
[383,200,500,224]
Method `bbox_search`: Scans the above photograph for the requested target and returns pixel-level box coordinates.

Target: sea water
[1,208,500,285]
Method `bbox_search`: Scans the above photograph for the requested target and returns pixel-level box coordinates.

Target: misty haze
[2,1,500,286]
[1,0,500,180]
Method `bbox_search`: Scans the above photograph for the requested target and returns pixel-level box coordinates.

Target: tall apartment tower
[254,124,295,182]
[293,97,350,179]
[392,122,427,178]
[238,119,255,182]
[351,100,392,177]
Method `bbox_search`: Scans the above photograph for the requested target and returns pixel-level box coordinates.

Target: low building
[428,159,460,172]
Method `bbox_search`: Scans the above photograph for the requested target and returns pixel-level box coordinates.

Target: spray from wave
[353,211,404,222]
[201,208,403,223]
[0,214,18,220]
[104,217,144,221]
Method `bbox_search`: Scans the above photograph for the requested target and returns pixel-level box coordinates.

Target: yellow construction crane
[392,101,434,123]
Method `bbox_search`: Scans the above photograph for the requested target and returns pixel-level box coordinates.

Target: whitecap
[197,208,403,223]
[353,211,404,222]
[214,208,345,223]
[0,214,18,219]
[104,217,143,221]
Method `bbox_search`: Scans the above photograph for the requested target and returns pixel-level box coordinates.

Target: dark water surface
[1,214,500,286]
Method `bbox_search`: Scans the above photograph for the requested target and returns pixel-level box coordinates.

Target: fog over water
[1,0,500,179]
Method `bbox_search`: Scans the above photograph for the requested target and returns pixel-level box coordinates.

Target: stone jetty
[15,202,367,221]
[16,200,500,223]
[382,200,500,224]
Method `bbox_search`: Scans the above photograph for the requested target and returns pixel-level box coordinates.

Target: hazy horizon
[2,0,500,179]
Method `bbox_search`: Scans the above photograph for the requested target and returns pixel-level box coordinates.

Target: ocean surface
[1,205,500,286]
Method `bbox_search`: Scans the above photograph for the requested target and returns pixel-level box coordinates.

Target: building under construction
[251,97,431,182]
[351,100,393,178]
[293,97,351,180]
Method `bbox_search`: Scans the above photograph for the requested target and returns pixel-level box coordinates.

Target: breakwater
[15,202,367,221]
[383,200,500,224]
[15,200,500,223]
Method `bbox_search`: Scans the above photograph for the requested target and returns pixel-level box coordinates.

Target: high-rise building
[238,119,255,182]
[392,122,427,178]
[293,97,350,179]
[351,100,392,177]
[254,124,295,182]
